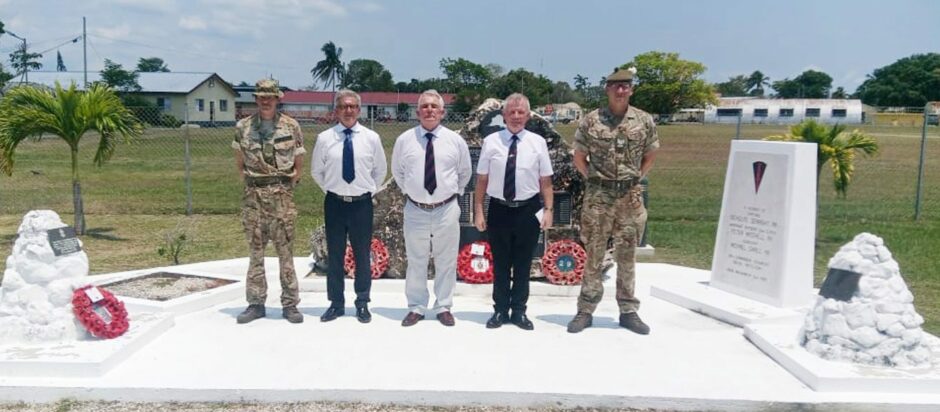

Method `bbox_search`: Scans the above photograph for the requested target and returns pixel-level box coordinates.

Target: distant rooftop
[20,71,233,94]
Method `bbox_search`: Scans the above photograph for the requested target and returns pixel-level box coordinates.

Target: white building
[704,97,864,124]
[23,71,238,126]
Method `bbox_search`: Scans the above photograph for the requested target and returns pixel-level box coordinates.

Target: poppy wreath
[72,285,130,339]
[344,237,390,279]
[541,239,587,285]
[457,241,494,284]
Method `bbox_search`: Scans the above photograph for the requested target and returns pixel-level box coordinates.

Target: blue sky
[2,0,938,92]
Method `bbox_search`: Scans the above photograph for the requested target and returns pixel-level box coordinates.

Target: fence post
[914,111,928,220]
[184,103,193,216]
[735,110,742,140]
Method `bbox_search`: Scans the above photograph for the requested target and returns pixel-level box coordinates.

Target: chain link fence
[2,108,937,227]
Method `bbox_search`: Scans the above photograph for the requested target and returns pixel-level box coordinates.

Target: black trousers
[324,193,373,308]
[487,198,541,315]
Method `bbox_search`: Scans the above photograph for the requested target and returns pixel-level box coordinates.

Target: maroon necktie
[424,133,437,195]
[503,135,518,201]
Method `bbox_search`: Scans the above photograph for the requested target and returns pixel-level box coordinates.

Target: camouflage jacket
[232,113,306,178]
[573,106,659,180]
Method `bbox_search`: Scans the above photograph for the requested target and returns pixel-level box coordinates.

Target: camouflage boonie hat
[607,67,636,83]
[253,78,283,98]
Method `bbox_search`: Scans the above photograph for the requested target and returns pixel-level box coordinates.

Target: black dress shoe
[511,313,534,331]
[356,306,372,323]
[320,306,344,322]
[485,312,508,329]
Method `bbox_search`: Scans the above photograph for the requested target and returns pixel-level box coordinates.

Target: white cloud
[109,0,177,13]
[92,24,132,42]
[178,16,208,31]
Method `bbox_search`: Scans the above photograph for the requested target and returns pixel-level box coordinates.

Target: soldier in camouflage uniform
[232,79,306,324]
[568,67,659,335]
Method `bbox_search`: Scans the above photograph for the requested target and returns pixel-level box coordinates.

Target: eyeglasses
[607,82,633,90]
[337,104,360,111]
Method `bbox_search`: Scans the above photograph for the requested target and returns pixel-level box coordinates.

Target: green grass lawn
[2,121,938,333]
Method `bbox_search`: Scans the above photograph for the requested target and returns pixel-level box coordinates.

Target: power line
[37,36,83,55]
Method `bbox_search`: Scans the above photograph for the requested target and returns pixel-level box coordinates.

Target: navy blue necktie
[504,135,518,201]
[424,132,437,195]
[342,128,355,184]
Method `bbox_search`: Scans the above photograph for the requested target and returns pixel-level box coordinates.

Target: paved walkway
[1,260,938,411]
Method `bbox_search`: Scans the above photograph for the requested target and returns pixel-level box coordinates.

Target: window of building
[806,108,821,117]
[716,108,742,117]
[219,99,228,112]
[832,108,847,118]
[753,108,768,117]
[780,108,794,117]
[156,97,170,110]
[196,99,205,112]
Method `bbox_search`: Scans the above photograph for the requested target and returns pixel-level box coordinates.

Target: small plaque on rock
[818,267,861,301]
[47,226,82,256]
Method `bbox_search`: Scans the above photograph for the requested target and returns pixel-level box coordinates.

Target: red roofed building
[238,91,456,122]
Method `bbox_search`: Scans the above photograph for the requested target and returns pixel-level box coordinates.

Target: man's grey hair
[334,89,361,108]
[418,89,445,107]
[503,93,530,112]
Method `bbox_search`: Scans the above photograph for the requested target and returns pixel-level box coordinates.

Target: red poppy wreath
[72,285,130,339]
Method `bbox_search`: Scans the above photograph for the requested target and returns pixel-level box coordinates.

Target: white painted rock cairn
[0,210,89,343]
[800,232,931,368]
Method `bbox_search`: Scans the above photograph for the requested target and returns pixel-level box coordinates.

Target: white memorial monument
[801,233,931,368]
[710,140,817,307]
[0,210,88,343]
[651,140,818,325]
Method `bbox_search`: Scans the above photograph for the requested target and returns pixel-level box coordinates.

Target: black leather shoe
[511,313,534,331]
[320,306,344,322]
[485,312,508,329]
[619,312,650,335]
[356,306,372,323]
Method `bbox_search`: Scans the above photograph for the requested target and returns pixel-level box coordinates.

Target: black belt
[490,196,537,208]
[327,191,371,202]
[245,176,292,187]
[407,194,458,210]
[586,176,639,191]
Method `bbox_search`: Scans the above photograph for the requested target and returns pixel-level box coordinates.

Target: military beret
[607,67,636,83]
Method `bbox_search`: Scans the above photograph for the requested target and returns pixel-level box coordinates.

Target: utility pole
[6,31,27,83]
[83,17,88,88]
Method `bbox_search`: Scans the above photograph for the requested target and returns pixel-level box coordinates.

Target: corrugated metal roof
[282,91,455,105]
[19,71,233,94]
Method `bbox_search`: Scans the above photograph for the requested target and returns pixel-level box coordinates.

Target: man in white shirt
[311,89,388,324]
[474,93,554,330]
[391,90,472,327]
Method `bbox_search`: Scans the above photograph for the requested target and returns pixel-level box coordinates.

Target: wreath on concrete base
[72,285,129,339]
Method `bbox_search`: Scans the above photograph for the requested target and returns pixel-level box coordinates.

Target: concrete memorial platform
[2,258,940,410]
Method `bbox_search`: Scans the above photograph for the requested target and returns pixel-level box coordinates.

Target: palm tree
[765,120,878,197]
[310,41,345,108]
[0,82,143,234]
[746,70,770,97]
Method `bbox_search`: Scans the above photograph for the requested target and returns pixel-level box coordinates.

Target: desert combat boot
[566,312,593,333]
[619,312,650,335]
[236,304,266,324]
[282,306,304,323]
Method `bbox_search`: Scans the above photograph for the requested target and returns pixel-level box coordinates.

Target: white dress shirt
[311,123,387,196]
[477,129,553,201]
[391,125,472,204]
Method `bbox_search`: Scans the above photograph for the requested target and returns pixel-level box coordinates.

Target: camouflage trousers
[242,184,299,307]
[577,184,647,314]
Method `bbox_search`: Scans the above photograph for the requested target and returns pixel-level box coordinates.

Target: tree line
[1,21,938,113]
